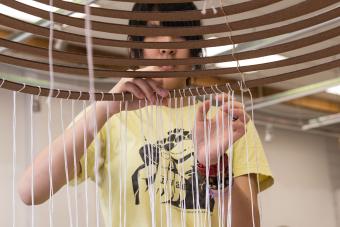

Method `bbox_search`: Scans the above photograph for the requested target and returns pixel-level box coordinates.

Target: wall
[0,88,339,227]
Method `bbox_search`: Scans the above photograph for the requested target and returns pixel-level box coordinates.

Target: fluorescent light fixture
[215,54,287,68]
[0,0,59,23]
[326,85,340,96]
[205,37,236,56]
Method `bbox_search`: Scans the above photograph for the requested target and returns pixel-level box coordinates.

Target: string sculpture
[0,0,339,227]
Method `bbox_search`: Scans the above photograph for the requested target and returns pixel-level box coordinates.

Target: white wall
[257,125,340,227]
[0,88,339,227]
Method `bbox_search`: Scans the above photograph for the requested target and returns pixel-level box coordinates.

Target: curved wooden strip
[33,0,281,21]
[1,27,338,66]
[1,0,337,36]
[0,59,339,100]
[0,45,338,77]
[0,8,337,49]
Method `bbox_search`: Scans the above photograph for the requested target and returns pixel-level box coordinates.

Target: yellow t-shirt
[75,102,273,227]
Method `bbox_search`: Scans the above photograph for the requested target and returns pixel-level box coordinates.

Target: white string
[221,91,226,227]
[167,96,173,227]
[47,91,54,227]
[12,91,16,227]
[119,101,123,227]
[226,89,234,227]
[47,1,55,226]
[214,91,222,227]
[105,101,113,227]
[124,101,128,227]
[239,83,256,227]
[247,89,263,225]
[30,95,35,227]
[60,98,74,227]
[179,94,187,226]
[71,99,79,227]
[82,100,89,227]
[207,93,213,227]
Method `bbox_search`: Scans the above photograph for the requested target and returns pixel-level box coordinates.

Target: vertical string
[179,94,186,226]
[119,101,123,227]
[105,102,113,227]
[47,1,55,226]
[214,92,222,227]
[71,99,79,227]
[47,91,54,227]
[124,101,128,227]
[239,84,256,227]
[166,96,173,227]
[226,90,234,227]
[247,90,263,226]
[83,3,100,226]
[60,99,74,227]
[30,95,35,227]
[207,94,213,227]
[12,91,16,227]
[220,92,226,227]
[82,100,89,227]
[192,95,201,227]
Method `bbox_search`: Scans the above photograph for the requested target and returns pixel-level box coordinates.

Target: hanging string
[123,101,128,227]
[239,83,256,227]
[179,92,187,226]
[83,3,102,226]
[166,96,173,227]
[60,98,74,227]
[46,0,56,226]
[82,100,90,227]
[71,99,80,227]
[226,88,234,227]
[105,101,113,227]
[247,89,264,226]
[12,91,16,227]
[29,95,35,227]
[119,101,123,227]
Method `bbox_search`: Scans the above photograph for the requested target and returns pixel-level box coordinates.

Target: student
[19,3,273,227]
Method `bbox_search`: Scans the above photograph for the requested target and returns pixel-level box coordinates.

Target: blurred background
[0,0,339,226]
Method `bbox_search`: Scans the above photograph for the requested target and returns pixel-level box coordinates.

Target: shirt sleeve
[228,120,274,191]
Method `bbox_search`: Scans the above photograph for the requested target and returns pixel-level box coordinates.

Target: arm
[18,101,115,205]
[212,174,260,227]
[18,68,168,205]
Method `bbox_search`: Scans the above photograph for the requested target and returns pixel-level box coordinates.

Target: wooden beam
[193,76,340,113]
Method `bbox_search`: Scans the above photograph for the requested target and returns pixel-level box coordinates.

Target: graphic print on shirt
[131,128,215,211]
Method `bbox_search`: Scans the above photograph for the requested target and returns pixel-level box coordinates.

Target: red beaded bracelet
[197,155,229,177]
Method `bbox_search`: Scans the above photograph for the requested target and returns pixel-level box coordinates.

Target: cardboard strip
[1,0,336,36]
[0,44,338,77]
[1,27,338,66]
[33,0,281,21]
[0,8,337,49]
[0,59,339,100]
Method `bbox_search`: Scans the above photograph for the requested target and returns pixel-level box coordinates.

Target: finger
[123,81,145,99]
[133,78,156,103]
[147,79,169,98]
[196,99,211,122]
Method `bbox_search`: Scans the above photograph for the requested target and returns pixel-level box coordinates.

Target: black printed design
[131,128,215,211]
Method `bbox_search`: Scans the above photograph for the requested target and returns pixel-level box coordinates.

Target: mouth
[159,65,175,71]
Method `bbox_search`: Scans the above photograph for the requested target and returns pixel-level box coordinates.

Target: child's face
[142,21,192,89]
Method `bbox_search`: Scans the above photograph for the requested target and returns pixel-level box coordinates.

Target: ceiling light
[0,0,59,23]
[205,37,236,56]
[326,85,340,96]
[215,54,287,68]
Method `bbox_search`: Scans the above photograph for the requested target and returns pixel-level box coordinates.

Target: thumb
[196,99,211,122]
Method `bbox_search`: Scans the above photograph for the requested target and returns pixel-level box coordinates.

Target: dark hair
[128,3,204,70]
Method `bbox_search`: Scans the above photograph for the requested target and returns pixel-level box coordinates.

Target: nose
[160,48,176,56]
[159,36,177,56]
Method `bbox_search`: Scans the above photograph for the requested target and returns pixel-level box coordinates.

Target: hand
[194,94,249,165]
[102,66,169,115]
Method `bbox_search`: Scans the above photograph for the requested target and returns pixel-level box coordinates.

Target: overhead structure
[0,0,339,100]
